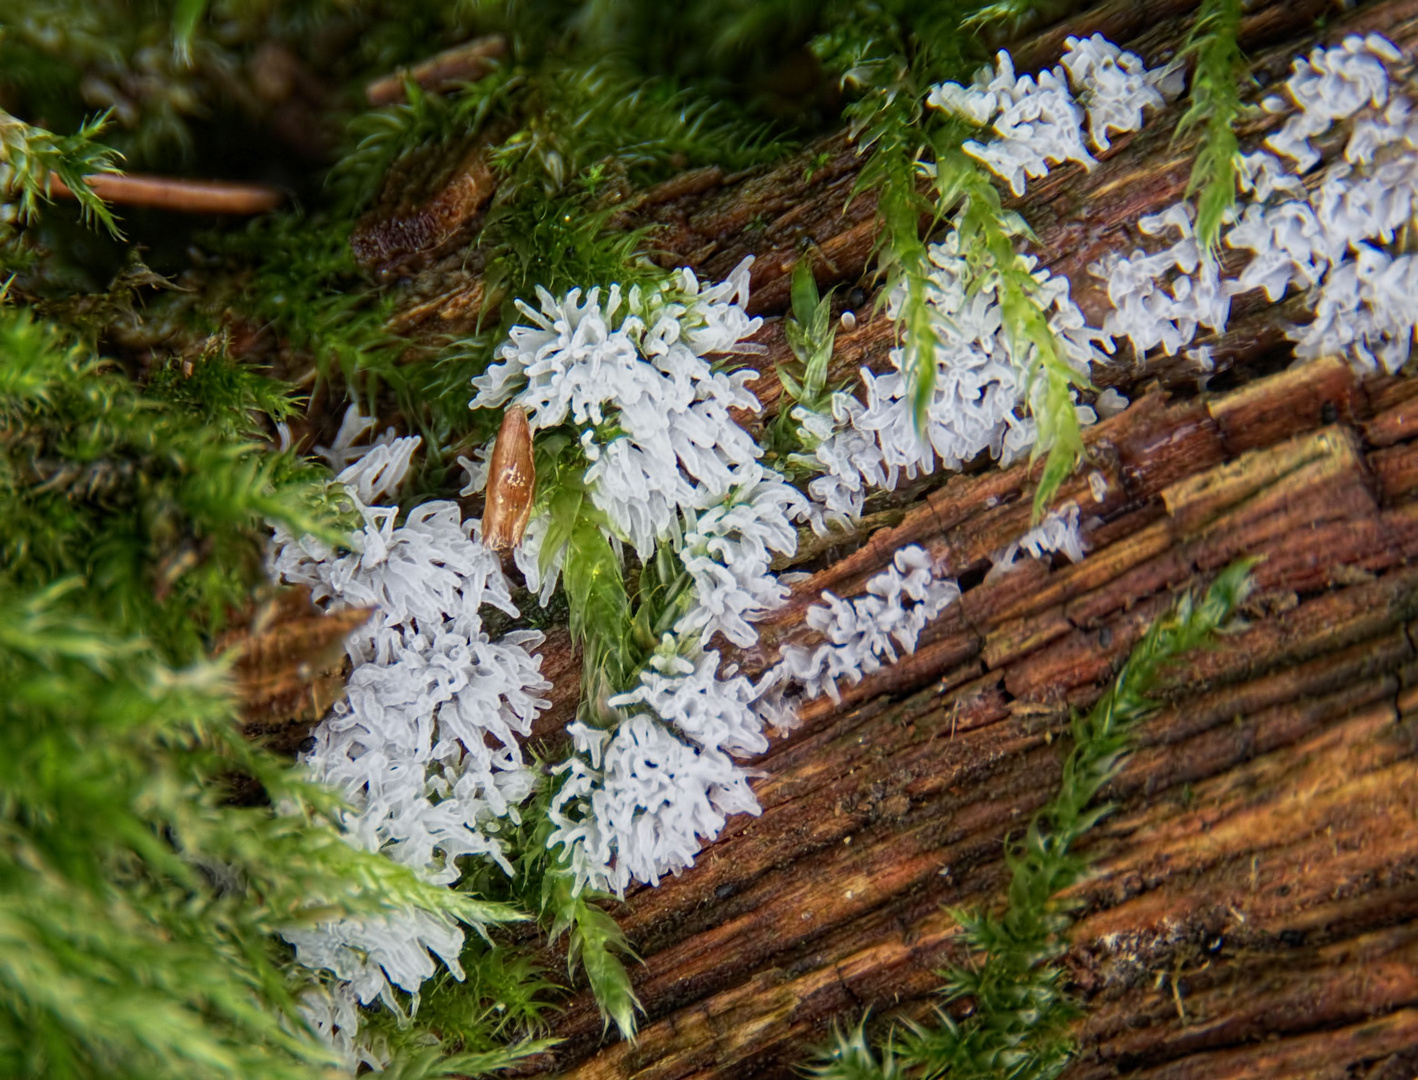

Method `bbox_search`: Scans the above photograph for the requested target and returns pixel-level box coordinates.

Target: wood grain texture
[216,586,370,752]
[510,351,1418,1080]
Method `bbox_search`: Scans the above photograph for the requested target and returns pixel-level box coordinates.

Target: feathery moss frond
[469,779,643,1042]
[474,59,786,316]
[961,0,1082,36]
[767,255,841,470]
[934,143,1086,522]
[1178,0,1246,255]
[813,9,939,435]
[371,1040,562,1080]
[0,109,122,238]
[330,70,519,217]
[543,864,643,1040]
[805,561,1256,1080]
[531,437,636,724]
[805,1017,902,1080]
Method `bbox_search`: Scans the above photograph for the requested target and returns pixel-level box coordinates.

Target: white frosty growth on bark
[768,545,961,706]
[986,502,1089,581]
[270,432,549,1020]
[1086,33,1417,376]
[1236,35,1418,374]
[295,982,388,1073]
[1090,203,1235,357]
[802,233,1106,526]
[676,464,814,649]
[804,35,1160,529]
[546,655,765,897]
[468,257,778,565]
[927,33,1170,196]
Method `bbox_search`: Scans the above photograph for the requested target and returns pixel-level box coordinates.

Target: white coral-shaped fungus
[271,423,549,1016]
[770,546,961,705]
[1090,203,1235,357]
[468,258,784,563]
[802,233,1106,525]
[547,654,765,897]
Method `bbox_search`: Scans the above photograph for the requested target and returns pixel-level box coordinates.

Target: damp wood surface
[498,0,1418,749]
[504,355,1418,1080]
[280,0,1418,1075]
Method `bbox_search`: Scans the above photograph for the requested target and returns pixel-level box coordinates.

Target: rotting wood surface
[295,0,1418,1076]
[504,348,1418,1078]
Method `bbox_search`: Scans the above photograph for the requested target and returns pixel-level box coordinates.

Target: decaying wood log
[373,0,1418,410]
[296,0,1418,1075]
[501,344,1418,1077]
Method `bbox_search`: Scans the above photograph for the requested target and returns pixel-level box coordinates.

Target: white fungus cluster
[467,263,818,897]
[676,464,814,649]
[1090,203,1234,357]
[1232,33,1418,373]
[469,257,785,560]
[466,256,817,647]
[928,33,1174,197]
[547,651,764,897]
[271,411,550,1016]
[1091,33,1417,376]
[985,503,1088,581]
[768,546,961,705]
[1265,34,1403,172]
[801,35,1173,529]
[803,232,1105,526]
[283,908,467,1017]
[295,982,386,1074]
[930,49,1096,196]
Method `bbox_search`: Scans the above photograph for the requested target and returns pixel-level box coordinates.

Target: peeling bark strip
[504,352,1418,1078]
[216,586,372,753]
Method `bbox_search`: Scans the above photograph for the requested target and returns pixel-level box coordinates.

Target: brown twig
[364,33,508,106]
[49,173,284,215]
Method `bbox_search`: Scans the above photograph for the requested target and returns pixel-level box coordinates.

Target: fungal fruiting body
[270,417,549,1033]
[809,31,1417,537]
[464,257,819,898]
[767,545,961,707]
[800,33,1172,527]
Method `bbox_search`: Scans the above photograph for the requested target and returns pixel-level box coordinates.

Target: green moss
[1178,0,1247,255]
[806,562,1256,1080]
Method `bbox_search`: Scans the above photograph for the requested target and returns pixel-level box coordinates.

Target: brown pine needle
[48,172,284,215]
[365,34,508,106]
